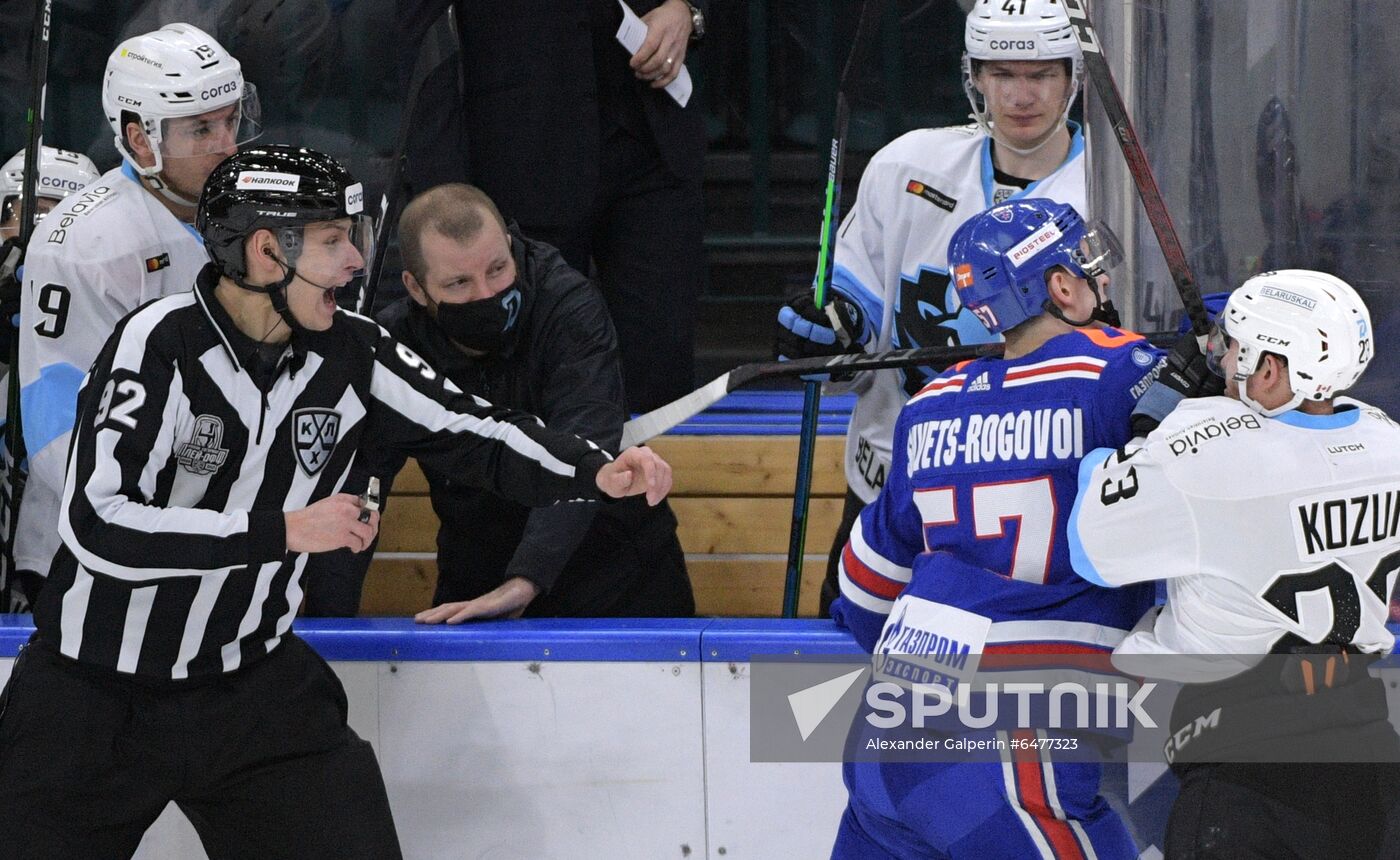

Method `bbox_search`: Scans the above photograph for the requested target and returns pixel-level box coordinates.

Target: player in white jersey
[1070,271,1400,859]
[774,0,1090,615]
[0,146,100,354]
[0,147,100,241]
[13,23,261,605]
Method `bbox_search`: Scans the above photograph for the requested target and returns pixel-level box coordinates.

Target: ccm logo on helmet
[989,39,1036,51]
[236,171,301,192]
[200,80,239,102]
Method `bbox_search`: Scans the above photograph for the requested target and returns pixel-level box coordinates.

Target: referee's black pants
[0,634,401,859]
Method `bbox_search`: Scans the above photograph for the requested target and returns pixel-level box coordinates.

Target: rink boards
[1,616,1397,859]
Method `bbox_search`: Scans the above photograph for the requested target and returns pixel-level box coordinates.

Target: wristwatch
[687,2,705,42]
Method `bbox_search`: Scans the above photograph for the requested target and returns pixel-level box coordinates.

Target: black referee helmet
[197,144,371,285]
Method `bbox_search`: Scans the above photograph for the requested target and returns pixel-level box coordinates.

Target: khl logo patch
[293,408,341,476]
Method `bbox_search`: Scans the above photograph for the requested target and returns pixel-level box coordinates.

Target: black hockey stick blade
[1062,0,1210,338]
[622,330,1177,447]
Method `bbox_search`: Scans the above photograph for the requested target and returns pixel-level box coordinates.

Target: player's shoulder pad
[330,306,389,350]
[869,125,981,167]
[1067,327,1163,376]
[907,358,976,401]
[1070,326,1146,351]
[1336,396,1400,433]
[1151,396,1263,444]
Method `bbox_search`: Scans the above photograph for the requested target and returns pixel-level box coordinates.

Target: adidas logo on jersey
[967,372,991,393]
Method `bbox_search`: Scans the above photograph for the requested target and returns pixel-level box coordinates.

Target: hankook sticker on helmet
[235,171,301,191]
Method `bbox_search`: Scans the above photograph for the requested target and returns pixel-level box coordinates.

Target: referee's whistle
[358,476,381,524]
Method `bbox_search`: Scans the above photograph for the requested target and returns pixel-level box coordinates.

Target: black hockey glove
[775,289,868,360]
[1130,333,1226,437]
[0,238,23,359]
[775,289,869,383]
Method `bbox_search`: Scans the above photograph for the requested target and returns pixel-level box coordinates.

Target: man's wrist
[506,576,543,599]
[686,2,705,42]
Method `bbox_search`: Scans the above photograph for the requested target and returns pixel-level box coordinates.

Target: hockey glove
[1131,333,1226,437]
[0,238,23,359]
[775,290,868,381]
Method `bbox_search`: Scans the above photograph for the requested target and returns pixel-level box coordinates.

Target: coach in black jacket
[305,183,693,620]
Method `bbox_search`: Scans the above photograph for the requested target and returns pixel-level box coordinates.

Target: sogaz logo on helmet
[236,171,301,192]
[344,183,364,215]
[989,39,1037,52]
[200,79,239,102]
[39,176,84,192]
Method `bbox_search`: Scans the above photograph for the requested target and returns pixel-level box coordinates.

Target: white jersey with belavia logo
[16,161,208,577]
[831,122,1085,503]
[1069,396,1400,670]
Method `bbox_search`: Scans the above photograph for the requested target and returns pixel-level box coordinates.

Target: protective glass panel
[1085,0,1400,415]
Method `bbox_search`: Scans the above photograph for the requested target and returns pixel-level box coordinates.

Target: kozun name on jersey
[1294,486,1400,557]
[905,408,1084,476]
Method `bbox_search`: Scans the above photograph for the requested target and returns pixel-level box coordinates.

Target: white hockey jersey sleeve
[19,244,158,574]
[1068,441,1201,587]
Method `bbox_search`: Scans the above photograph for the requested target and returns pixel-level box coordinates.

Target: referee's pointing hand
[595,446,673,506]
[286,493,381,554]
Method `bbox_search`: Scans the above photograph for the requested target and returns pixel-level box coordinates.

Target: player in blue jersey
[828,199,1163,860]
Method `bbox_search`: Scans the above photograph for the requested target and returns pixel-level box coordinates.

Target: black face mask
[431,282,523,355]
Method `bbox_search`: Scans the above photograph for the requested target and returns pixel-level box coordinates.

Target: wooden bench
[360,433,850,618]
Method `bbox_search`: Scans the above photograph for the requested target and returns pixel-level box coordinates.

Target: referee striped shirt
[33,267,611,681]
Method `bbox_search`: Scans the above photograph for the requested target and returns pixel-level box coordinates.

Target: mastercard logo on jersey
[145,252,170,273]
[904,179,957,213]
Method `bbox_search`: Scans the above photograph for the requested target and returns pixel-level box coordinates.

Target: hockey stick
[782,0,882,617]
[1061,0,1209,338]
[355,17,439,316]
[0,0,53,610]
[621,330,1177,448]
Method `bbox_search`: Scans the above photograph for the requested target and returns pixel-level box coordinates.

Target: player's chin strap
[1237,373,1304,418]
[129,153,201,209]
[143,171,200,209]
[988,121,1066,159]
[1044,284,1122,329]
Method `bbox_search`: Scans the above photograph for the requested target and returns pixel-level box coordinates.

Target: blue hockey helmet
[947,198,1120,334]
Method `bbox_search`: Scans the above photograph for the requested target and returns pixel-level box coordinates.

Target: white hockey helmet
[102,23,261,178]
[1211,270,1373,417]
[962,0,1084,155]
[0,147,99,236]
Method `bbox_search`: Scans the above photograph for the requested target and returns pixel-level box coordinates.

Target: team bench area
[358,391,856,617]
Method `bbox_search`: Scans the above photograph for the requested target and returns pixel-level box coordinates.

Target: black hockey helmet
[198,144,371,283]
[198,145,373,331]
